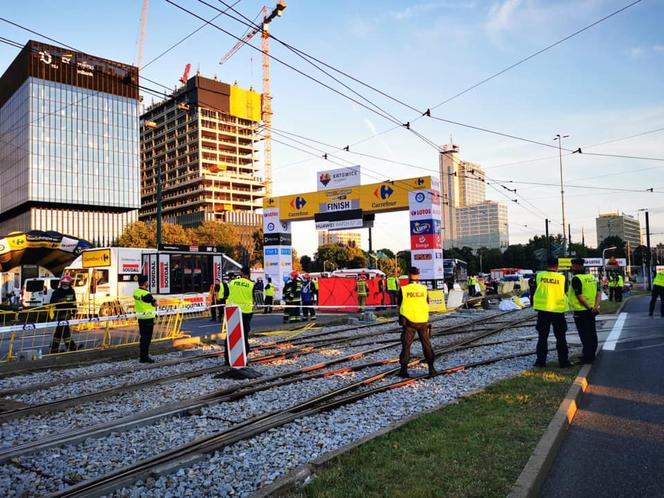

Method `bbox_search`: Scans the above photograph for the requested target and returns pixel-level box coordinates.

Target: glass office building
[0,40,140,244]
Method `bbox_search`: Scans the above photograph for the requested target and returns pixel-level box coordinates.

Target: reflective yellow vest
[567,274,597,312]
[228,278,254,314]
[357,279,368,297]
[617,275,624,287]
[133,288,155,320]
[400,283,429,323]
[264,283,275,297]
[654,270,664,287]
[387,277,398,291]
[533,271,567,313]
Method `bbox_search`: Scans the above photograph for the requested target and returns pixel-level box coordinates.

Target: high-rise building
[0,40,140,244]
[438,144,508,251]
[455,201,509,250]
[596,213,641,249]
[139,75,263,231]
[318,230,360,248]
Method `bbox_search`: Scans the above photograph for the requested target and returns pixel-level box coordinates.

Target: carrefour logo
[374,184,394,200]
[417,178,425,186]
[290,196,307,210]
[319,173,331,186]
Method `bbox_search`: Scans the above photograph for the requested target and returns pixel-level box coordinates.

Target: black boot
[428,363,437,376]
[397,366,409,378]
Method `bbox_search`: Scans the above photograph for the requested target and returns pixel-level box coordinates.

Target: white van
[22,277,60,308]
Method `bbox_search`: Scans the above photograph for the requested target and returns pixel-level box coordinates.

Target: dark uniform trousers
[264,296,273,314]
[573,310,598,363]
[50,323,77,353]
[388,290,398,307]
[399,317,435,368]
[138,319,154,361]
[649,286,664,316]
[536,311,569,366]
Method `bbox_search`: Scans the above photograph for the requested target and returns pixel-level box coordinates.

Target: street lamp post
[554,134,569,255]
[602,246,617,281]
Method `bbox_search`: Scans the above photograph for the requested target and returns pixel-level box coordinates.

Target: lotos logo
[267,222,275,232]
[319,173,331,186]
[290,196,307,210]
[374,184,394,200]
[412,222,432,235]
[415,192,425,203]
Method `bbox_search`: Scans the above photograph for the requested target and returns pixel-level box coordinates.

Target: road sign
[82,248,111,268]
[224,305,247,368]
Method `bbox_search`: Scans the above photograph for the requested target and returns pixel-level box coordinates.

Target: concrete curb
[508,363,592,498]
[252,388,487,498]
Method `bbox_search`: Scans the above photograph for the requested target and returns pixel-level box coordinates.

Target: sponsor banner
[263,176,433,218]
[315,219,364,230]
[147,254,158,294]
[418,265,445,280]
[559,257,627,269]
[213,256,222,282]
[319,199,360,212]
[317,166,361,191]
[428,290,447,313]
[263,208,291,234]
[119,253,142,274]
[158,254,170,294]
[59,236,79,253]
[280,248,292,256]
[409,205,441,221]
[410,219,441,236]
[82,248,111,268]
[410,233,442,251]
[410,251,445,270]
[264,233,292,246]
[158,244,220,253]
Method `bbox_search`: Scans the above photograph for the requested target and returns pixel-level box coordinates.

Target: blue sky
[2,0,663,257]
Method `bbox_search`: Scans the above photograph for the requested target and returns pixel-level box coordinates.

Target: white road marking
[603,312,627,351]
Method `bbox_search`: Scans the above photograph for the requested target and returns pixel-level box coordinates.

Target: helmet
[304,273,311,280]
[60,275,74,284]
[290,271,299,278]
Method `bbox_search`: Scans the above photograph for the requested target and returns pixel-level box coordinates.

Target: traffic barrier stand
[219,305,261,379]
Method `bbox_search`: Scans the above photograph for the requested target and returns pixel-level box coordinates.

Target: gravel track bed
[116,356,541,498]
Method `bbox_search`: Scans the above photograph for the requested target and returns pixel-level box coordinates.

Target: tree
[396,250,411,275]
[115,221,154,248]
[633,245,649,266]
[313,243,368,271]
[251,229,263,267]
[192,221,237,255]
[292,248,302,271]
[598,236,626,258]
[300,255,313,272]
[476,247,503,273]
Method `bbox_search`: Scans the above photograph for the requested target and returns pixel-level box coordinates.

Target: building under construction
[139,75,263,231]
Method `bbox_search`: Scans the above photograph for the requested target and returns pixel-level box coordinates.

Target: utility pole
[554,134,569,254]
[368,227,373,268]
[646,210,652,290]
[545,218,551,261]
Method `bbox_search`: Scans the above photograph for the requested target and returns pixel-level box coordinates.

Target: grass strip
[294,365,580,498]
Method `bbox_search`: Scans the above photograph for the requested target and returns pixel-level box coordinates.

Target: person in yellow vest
[386,274,399,308]
[215,277,230,322]
[357,273,368,317]
[533,258,571,368]
[468,275,478,297]
[263,277,275,314]
[134,275,158,364]
[649,268,664,317]
[568,258,600,364]
[615,273,624,302]
[608,272,619,302]
[227,266,254,356]
[397,266,436,378]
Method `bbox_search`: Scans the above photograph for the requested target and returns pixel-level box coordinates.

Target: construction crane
[220,1,286,199]
[136,0,150,68]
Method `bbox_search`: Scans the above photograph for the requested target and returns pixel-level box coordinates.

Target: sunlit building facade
[0,40,140,244]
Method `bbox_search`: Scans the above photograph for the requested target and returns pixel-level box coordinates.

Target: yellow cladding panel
[557,258,572,271]
[428,290,447,313]
[359,177,431,213]
[82,248,112,268]
[229,86,262,122]
[264,176,433,219]
[278,192,319,220]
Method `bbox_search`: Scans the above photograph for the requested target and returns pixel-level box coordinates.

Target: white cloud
[389,1,476,21]
[486,0,523,33]
[652,44,664,52]
[627,47,644,58]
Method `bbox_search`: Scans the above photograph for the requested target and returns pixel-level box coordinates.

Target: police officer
[49,275,79,354]
[264,277,275,314]
[649,268,664,317]
[301,273,317,321]
[217,276,230,322]
[227,266,254,355]
[386,273,399,308]
[568,258,600,364]
[468,275,478,297]
[134,275,158,363]
[397,266,436,378]
[533,258,570,368]
[357,273,368,318]
[608,272,618,302]
[615,272,624,302]
[283,271,302,323]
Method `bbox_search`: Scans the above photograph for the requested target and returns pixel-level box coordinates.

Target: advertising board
[317,166,361,191]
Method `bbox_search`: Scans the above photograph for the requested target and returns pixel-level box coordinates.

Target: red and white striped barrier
[224,305,247,368]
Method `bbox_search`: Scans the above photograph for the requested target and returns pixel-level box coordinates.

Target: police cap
[138,275,149,285]
[408,266,420,275]
[545,257,558,268]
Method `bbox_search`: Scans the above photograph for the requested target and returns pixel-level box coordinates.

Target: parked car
[22,277,60,308]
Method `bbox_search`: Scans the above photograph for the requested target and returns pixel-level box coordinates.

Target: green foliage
[313,243,368,271]
[598,236,626,257]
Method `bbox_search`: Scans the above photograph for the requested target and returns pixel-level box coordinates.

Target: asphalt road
[541,294,664,497]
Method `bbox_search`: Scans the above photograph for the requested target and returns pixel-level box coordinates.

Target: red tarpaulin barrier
[318,277,395,311]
